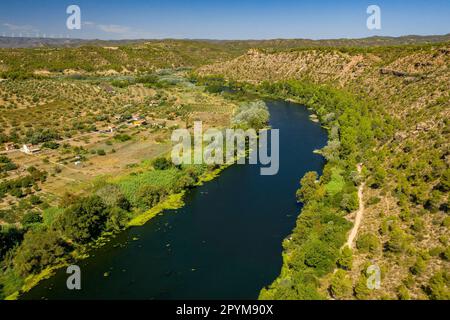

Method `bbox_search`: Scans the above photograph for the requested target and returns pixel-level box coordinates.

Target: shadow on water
[22,99,327,300]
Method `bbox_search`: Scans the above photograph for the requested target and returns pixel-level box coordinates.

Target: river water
[22,99,327,300]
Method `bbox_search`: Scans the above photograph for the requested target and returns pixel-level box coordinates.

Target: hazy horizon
[1,33,449,42]
[1,0,449,40]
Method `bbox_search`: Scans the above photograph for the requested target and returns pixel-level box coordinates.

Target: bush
[152,157,173,171]
[442,217,450,228]
[232,100,269,130]
[330,270,352,299]
[425,272,450,300]
[13,228,69,277]
[410,257,426,275]
[337,246,353,270]
[105,207,129,232]
[356,233,380,253]
[397,285,411,300]
[56,196,108,244]
[114,134,132,142]
[296,172,319,203]
[367,196,381,206]
[303,240,337,276]
[29,195,42,205]
[42,141,60,150]
[340,192,359,213]
[438,169,450,192]
[0,156,17,173]
[442,247,450,261]
[21,211,43,227]
[411,217,425,233]
[136,185,168,210]
[96,184,131,211]
[386,228,410,253]
[354,275,371,300]
[0,226,23,260]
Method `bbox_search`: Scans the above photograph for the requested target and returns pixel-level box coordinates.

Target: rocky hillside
[198,43,450,299]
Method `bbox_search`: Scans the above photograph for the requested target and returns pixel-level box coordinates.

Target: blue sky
[1,0,449,40]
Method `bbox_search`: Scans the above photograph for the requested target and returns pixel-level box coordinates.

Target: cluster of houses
[3,143,41,155]
[3,112,171,155]
[131,113,148,127]
[98,125,118,134]
[99,113,149,134]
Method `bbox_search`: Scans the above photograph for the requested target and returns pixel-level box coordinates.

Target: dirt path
[345,164,365,249]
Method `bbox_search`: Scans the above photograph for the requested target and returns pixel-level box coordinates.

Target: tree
[356,233,380,253]
[21,211,43,227]
[386,227,410,253]
[340,192,359,213]
[105,207,129,232]
[57,196,108,244]
[354,275,371,300]
[397,285,411,300]
[0,226,23,260]
[296,172,319,203]
[303,240,336,276]
[96,184,131,211]
[426,272,450,300]
[410,256,427,275]
[152,157,173,170]
[439,169,450,192]
[337,246,353,270]
[13,228,69,277]
[136,185,168,210]
[231,101,269,130]
[330,270,352,299]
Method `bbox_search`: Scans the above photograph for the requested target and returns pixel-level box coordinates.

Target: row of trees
[0,167,47,200]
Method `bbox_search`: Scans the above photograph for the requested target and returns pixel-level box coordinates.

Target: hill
[198,42,450,299]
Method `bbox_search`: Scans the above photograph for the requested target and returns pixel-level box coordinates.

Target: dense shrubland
[257,80,448,300]
[253,81,380,299]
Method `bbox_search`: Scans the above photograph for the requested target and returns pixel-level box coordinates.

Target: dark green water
[22,100,327,300]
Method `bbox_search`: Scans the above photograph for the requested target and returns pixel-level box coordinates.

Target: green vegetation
[330,270,352,299]
[231,100,269,130]
[1,37,448,300]
[0,156,17,173]
[0,158,221,298]
[425,272,450,300]
[199,41,449,300]
[258,80,376,299]
[356,233,380,254]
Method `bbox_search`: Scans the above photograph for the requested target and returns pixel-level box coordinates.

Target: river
[22,99,327,300]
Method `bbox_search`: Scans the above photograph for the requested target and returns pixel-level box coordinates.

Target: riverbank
[19,98,327,300]
[4,97,270,300]
[5,162,232,300]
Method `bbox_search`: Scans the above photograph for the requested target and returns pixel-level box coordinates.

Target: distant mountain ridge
[1,34,449,49]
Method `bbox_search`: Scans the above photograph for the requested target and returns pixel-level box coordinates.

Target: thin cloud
[97,24,131,35]
[3,23,38,33]
[82,21,132,35]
